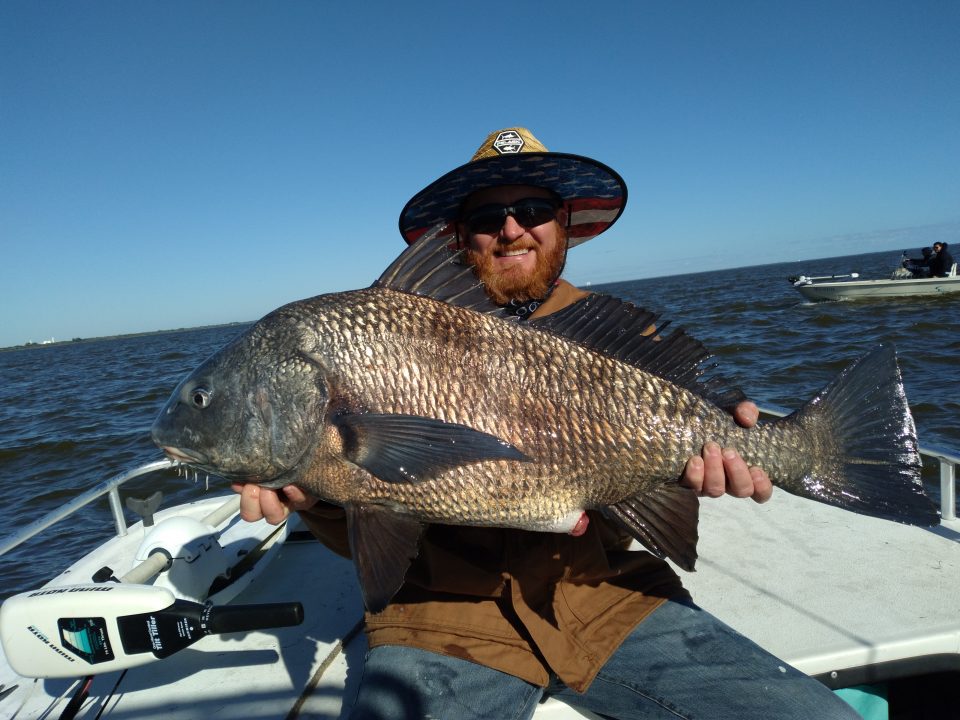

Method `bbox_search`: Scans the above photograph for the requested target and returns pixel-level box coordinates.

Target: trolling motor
[0,583,303,678]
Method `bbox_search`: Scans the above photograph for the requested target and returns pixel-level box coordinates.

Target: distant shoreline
[0,321,251,353]
[1,244,942,352]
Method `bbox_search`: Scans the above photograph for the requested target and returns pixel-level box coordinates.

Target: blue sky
[2,1,958,348]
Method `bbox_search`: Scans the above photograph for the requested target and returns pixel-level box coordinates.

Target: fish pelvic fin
[346,503,425,613]
[784,344,939,526]
[334,412,530,483]
[604,484,699,571]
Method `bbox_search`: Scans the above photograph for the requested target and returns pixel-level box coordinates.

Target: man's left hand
[680,401,772,503]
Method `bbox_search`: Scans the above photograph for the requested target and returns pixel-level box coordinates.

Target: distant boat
[789,264,960,301]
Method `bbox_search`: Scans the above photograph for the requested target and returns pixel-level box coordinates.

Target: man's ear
[557,206,569,228]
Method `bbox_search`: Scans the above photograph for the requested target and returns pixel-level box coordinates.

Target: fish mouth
[159,446,226,481]
[160,446,208,466]
[159,445,290,487]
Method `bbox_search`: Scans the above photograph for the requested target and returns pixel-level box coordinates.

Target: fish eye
[190,387,212,409]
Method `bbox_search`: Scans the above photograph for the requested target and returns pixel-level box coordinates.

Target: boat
[0,406,957,719]
[789,264,960,301]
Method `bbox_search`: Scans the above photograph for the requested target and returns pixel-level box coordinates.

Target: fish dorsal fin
[374,226,743,406]
[374,224,515,319]
[530,294,746,409]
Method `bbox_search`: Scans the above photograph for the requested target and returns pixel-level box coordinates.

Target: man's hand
[681,401,772,503]
[232,482,318,525]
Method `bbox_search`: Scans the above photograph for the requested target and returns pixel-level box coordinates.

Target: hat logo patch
[493,130,524,155]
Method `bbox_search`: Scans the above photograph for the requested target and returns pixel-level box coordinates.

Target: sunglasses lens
[465,207,507,235]
[464,198,558,234]
[513,199,557,227]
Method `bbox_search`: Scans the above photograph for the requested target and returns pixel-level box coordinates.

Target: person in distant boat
[235,128,861,719]
[902,247,934,277]
[928,241,955,277]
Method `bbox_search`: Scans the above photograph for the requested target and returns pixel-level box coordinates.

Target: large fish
[152,230,938,612]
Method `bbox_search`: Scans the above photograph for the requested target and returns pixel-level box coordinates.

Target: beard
[465,225,568,305]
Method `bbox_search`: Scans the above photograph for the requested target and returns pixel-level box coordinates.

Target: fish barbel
[152,230,938,611]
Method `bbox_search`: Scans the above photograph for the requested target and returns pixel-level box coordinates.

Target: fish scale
[275,291,796,517]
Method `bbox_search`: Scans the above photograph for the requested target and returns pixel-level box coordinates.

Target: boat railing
[1,414,957,562]
[0,458,177,559]
[758,403,958,521]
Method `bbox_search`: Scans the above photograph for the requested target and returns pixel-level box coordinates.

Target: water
[1,250,957,600]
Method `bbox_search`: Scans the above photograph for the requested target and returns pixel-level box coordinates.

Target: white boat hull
[794,275,960,301]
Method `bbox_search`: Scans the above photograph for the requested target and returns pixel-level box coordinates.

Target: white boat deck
[0,497,597,719]
[2,488,957,719]
[687,491,960,683]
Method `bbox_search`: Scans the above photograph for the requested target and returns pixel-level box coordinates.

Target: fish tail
[778,344,938,525]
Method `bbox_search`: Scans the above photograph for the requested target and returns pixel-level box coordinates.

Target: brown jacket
[298,281,688,692]
[301,506,686,692]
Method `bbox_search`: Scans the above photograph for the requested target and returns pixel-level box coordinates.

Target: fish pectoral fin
[603,484,699,571]
[346,503,425,613]
[334,412,530,483]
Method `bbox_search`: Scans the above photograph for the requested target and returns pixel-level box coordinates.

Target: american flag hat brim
[398,128,627,248]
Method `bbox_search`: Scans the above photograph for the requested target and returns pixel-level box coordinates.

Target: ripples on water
[603,250,959,454]
[1,249,957,598]
[0,326,250,597]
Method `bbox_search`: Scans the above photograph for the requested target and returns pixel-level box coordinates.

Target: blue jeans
[346,599,861,719]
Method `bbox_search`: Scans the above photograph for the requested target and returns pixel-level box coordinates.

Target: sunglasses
[461,197,560,235]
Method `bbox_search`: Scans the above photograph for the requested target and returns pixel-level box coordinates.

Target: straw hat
[398,127,627,248]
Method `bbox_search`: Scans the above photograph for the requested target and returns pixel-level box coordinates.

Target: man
[929,241,955,277]
[237,128,859,719]
[903,246,933,277]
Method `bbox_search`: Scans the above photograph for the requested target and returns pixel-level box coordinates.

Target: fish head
[151,310,329,487]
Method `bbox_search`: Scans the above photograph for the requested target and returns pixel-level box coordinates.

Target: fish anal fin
[604,484,699,571]
[346,503,425,613]
[334,412,530,484]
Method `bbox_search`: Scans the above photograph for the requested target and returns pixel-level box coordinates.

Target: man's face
[458,185,568,304]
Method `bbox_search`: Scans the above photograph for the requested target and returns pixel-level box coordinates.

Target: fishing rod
[788,272,859,284]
